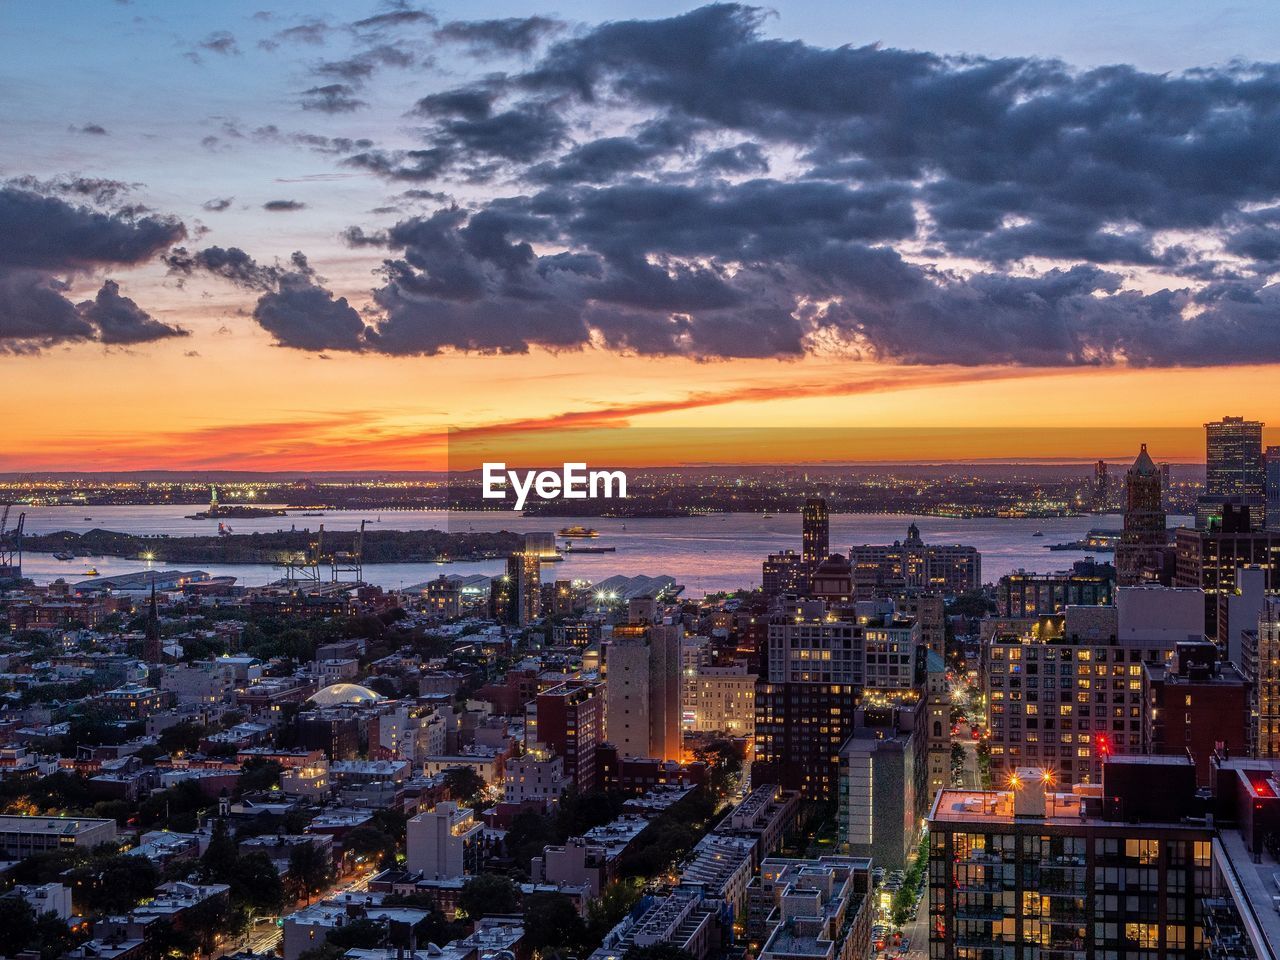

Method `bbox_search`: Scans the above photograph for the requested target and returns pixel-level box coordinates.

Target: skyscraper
[801,497,829,574]
[509,550,541,626]
[1116,443,1166,586]
[1266,445,1280,532]
[1199,416,1266,529]
[1092,458,1109,509]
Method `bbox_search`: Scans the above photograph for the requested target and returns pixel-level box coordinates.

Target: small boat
[763,513,774,519]
[83,567,100,576]
[83,517,93,521]
[53,552,74,561]
[1032,531,1044,537]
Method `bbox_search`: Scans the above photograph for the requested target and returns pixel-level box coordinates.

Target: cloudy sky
[3,0,1280,471]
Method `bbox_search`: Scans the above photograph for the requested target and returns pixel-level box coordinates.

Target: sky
[3,0,1280,472]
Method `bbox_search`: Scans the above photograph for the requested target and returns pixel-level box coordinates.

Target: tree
[458,874,519,919]
[343,824,397,869]
[0,897,37,955]
[444,766,485,806]
[231,851,287,915]
[586,879,642,944]
[522,892,585,956]
[198,818,239,884]
[287,843,335,903]
[624,945,696,960]
[239,758,283,793]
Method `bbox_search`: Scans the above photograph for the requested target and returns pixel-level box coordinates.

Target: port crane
[0,504,26,581]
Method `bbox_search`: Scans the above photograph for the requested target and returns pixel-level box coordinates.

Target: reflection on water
[19,505,1186,596]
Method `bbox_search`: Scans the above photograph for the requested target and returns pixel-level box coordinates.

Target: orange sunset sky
[6,2,1280,473]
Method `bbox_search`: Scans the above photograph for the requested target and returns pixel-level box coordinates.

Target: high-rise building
[927,758,1214,960]
[1117,444,1167,586]
[1267,445,1280,533]
[509,550,541,626]
[761,549,804,598]
[837,702,927,870]
[801,497,830,574]
[897,592,947,659]
[527,679,606,792]
[604,622,682,761]
[1200,416,1266,530]
[1174,511,1280,638]
[983,588,1201,785]
[754,601,864,801]
[1092,458,1109,509]
[1242,599,1280,759]
[924,649,951,800]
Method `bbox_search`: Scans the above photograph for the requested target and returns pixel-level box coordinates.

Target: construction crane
[0,505,25,581]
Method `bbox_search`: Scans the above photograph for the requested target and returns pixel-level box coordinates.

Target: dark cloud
[158,3,1280,367]
[77,279,187,344]
[202,197,233,212]
[0,186,185,352]
[76,123,109,136]
[255,271,367,350]
[299,83,367,113]
[168,246,367,351]
[263,199,307,212]
[434,16,564,56]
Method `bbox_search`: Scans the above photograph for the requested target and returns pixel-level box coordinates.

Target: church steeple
[144,584,162,664]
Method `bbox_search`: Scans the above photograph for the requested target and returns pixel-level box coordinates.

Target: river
[16,505,1187,596]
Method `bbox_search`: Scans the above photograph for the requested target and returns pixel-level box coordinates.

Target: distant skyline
[5,2,1280,470]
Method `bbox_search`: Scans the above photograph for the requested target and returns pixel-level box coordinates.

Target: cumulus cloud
[0,186,185,351]
[252,3,1275,366]
[167,246,367,351]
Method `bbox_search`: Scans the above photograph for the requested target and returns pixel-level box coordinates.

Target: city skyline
[7,1,1280,470]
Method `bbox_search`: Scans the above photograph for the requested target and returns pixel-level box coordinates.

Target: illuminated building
[849,524,981,598]
[506,550,541,627]
[762,549,804,598]
[1242,598,1280,758]
[924,649,952,800]
[1175,508,1280,637]
[405,800,483,880]
[927,758,1214,960]
[754,601,864,801]
[605,620,682,761]
[1199,416,1266,530]
[688,660,757,737]
[982,589,1198,785]
[1117,444,1168,586]
[997,567,1114,618]
[802,497,830,575]
[837,701,927,870]
[1267,445,1280,534]
[527,680,605,792]
[0,815,117,855]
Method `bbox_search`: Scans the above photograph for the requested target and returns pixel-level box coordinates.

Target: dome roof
[308,682,384,706]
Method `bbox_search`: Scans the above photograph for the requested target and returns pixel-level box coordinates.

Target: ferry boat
[558,525,599,538]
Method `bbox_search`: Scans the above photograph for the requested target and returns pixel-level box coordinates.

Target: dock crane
[0,505,26,581]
